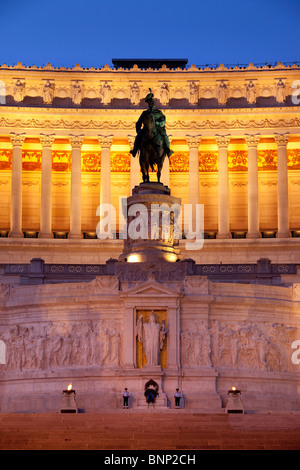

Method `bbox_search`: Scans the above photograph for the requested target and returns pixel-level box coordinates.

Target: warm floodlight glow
[67,383,72,391]
[127,254,140,263]
[231,386,236,391]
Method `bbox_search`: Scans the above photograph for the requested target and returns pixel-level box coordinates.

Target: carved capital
[69,134,84,149]
[215,134,231,149]
[127,135,136,148]
[98,134,114,149]
[186,134,201,148]
[274,132,289,147]
[245,133,260,148]
[10,132,26,147]
[40,133,55,148]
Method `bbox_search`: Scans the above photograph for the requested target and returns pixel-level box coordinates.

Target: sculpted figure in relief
[72,81,82,105]
[211,320,298,372]
[217,80,228,105]
[275,79,286,103]
[246,80,256,104]
[43,80,54,104]
[181,322,212,367]
[0,320,121,372]
[160,82,169,105]
[189,81,199,105]
[130,82,140,105]
[13,79,25,102]
[101,81,112,105]
[137,312,167,366]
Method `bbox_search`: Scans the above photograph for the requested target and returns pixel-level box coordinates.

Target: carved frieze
[0,320,121,371]
[181,320,300,373]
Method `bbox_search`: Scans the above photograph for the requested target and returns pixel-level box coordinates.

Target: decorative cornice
[1,117,300,133]
[0,61,299,73]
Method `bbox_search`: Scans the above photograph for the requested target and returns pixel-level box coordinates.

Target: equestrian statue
[130,89,173,183]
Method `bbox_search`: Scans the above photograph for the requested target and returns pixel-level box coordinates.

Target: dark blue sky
[1,0,299,68]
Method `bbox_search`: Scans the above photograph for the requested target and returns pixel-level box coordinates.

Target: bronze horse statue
[130,89,173,184]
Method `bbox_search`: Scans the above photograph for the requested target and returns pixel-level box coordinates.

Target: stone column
[9,132,26,238]
[98,135,114,236]
[275,133,290,238]
[39,133,55,238]
[166,304,180,371]
[245,134,260,238]
[128,135,140,191]
[216,135,231,239]
[69,134,84,239]
[99,135,113,206]
[186,135,201,232]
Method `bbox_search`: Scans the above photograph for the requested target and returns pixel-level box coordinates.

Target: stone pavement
[0,411,300,450]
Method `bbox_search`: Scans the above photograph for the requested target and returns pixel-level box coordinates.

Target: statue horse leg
[156,152,165,184]
[140,151,149,182]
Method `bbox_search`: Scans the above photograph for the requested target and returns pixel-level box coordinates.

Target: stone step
[0,412,300,450]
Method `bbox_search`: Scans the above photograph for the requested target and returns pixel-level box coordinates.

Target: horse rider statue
[130,89,173,183]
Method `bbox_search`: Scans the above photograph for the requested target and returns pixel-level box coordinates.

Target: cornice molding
[0,116,300,132]
[1,61,299,73]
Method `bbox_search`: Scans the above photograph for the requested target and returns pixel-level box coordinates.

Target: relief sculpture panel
[181,320,299,373]
[0,320,121,372]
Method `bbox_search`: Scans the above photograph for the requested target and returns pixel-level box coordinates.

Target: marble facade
[0,59,300,412]
[0,259,300,412]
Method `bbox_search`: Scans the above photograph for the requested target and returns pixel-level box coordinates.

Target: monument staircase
[0,411,300,450]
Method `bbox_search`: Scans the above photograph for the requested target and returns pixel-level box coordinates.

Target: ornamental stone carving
[181,322,212,367]
[69,134,84,148]
[72,80,82,105]
[101,81,112,105]
[0,320,121,371]
[130,82,140,105]
[160,82,169,105]
[42,79,54,104]
[13,78,25,102]
[210,321,299,372]
[215,134,231,148]
[189,81,199,105]
[98,134,114,148]
[245,133,260,147]
[275,78,286,103]
[245,80,257,104]
[217,80,228,105]
[10,132,26,147]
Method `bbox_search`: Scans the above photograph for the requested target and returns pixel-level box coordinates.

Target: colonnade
[7,131,291,239]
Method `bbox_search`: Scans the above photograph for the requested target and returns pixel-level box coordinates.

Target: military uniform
[130,90,173,158]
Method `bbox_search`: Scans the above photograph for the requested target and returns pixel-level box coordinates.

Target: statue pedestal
[60,390,78,413]
[119,182,181,263]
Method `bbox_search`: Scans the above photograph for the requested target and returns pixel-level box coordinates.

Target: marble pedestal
[225,389,244,414]
[60,389,78,413]
[120,182,181,263]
